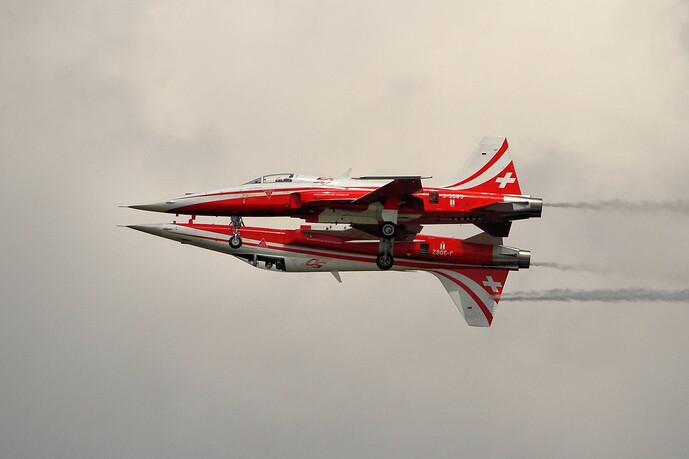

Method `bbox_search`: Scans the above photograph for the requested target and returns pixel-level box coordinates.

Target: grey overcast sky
[2,1,689,457]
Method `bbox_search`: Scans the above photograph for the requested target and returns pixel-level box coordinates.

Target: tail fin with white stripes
[430,268,509,327]
[445,137,521,195]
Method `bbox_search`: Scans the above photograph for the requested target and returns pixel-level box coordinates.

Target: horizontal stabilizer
[465,232,503,246]
[430,268,508,327]
[475,221,512,238]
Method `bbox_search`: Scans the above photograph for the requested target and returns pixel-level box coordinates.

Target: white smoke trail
[531,261,596,272]
[545,199,689,214]
[502,288,689,302]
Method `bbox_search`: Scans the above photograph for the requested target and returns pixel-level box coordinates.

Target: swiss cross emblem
[495,172,516,189]
[482,276,502,293]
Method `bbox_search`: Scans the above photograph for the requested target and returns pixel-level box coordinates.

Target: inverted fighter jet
[127,222,530,327]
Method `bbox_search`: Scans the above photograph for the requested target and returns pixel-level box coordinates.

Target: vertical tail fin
[445,137,521,195]
[430,268,509,327]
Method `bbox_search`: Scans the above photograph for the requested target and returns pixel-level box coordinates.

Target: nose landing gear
[229,233,243,249]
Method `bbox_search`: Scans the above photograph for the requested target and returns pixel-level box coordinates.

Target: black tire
[380,221,397,239]
[229,234,243,249]
[376,252,394,270]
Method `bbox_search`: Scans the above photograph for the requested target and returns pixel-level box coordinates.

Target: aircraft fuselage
[131,175,541,228]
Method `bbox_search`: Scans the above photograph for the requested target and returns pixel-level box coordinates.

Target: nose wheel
[229,215,244,249]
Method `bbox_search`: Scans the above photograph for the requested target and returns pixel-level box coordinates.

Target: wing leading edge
[297,177,425,208]
[352,177,424,205]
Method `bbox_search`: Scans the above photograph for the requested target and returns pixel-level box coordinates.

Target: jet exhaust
[491,245,530,269]
[493,196,543,219]
[502,288,689,303]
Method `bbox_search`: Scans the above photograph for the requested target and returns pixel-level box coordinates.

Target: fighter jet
[127,222,530,327]
[129,137,542,242]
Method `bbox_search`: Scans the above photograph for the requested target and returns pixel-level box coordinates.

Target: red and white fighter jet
[130,137,542,243]
[128,222,530,327]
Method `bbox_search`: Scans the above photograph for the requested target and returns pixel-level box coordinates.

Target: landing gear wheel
[376,252,394,270]
[229,234,243,249]
[380,221,397,239]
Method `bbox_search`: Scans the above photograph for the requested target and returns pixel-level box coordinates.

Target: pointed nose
[127,224,164,236]
[127,201,172,213]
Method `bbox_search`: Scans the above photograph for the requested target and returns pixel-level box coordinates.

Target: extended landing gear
[377,222,397,269]
[376,201,399,270]
[376,252,394,270]
[376,235,394,270]
[228,215,244,249]
[229,233,243,249]
[380,221,397,239]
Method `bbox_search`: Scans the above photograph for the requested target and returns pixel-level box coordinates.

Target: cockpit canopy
[242,173,295,185]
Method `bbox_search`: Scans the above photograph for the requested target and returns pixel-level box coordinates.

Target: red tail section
[446,137,521,195]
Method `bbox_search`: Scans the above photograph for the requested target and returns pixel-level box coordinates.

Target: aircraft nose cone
[126,224,164,236]
[128,202,171,212]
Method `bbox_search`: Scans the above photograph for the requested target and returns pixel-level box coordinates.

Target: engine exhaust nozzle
[492,246,531,270]
[518,250,531,269]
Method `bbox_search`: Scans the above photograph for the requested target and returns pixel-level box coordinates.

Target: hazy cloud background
[2,1,689,457]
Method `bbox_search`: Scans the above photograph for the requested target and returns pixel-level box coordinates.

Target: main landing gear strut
[376,221,397,270]
[376,197,400,270]
[228,215,244,249]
